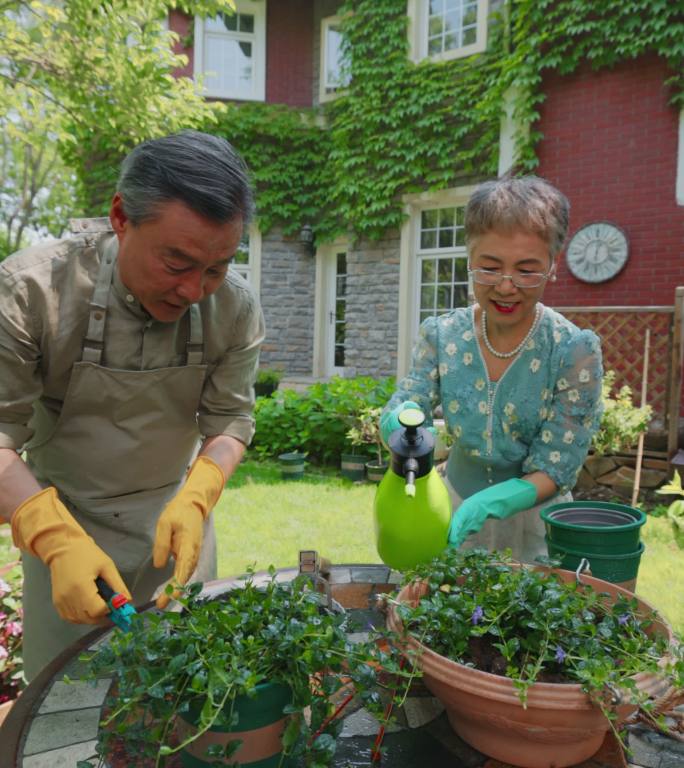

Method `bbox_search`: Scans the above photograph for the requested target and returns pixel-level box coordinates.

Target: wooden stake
[631,330,651,507]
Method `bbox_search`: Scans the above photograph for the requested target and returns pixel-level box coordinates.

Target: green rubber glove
[379,401,421,446]
[447,478,538,549]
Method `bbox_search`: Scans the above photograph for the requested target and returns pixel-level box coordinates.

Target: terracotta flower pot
[387,569,672,768]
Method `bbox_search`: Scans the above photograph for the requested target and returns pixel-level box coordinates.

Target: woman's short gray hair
[465,175,570,258]
[116,130,254,226]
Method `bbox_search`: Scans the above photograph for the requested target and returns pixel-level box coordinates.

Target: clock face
[566,222,629,284]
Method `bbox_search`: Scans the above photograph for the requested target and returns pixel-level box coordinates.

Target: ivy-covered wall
[174,0,683,380]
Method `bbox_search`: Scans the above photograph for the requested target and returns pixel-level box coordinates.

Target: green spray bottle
[373,408,451,571]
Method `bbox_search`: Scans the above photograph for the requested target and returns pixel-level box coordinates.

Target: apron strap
[186,304,204,365]
[82,238,118,364]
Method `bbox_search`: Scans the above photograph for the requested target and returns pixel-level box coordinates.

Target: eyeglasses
[468,268,554,289]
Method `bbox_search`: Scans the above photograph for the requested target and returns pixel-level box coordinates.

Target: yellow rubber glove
[11,487,131,624]
[153,455,225,609]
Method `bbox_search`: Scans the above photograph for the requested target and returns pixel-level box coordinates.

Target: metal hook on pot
[575,558,592,585]
[605,682,623,706]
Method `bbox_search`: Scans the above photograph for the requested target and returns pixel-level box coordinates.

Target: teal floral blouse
[385,305,604,499]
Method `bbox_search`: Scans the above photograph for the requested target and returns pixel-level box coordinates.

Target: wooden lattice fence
[556,287,684,459]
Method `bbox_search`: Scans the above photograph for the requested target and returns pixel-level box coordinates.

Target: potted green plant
[656,470,684,549]
[80,569,404,767]
[346,406,388,482]
[386,548,683,768]
[254,368,283,398]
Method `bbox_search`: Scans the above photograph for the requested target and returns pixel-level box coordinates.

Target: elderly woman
[381,175,604,563]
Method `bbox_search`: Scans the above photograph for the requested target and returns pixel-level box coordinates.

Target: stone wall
[343,232,402,378]
[258,227,316,375]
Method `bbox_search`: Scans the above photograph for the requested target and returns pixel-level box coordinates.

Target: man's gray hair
[465,175,570,257]
[116,130,254,226]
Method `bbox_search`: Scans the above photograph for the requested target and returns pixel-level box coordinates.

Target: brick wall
[169,10,193,79]
[537,54,684,308]
[266,1,314,106]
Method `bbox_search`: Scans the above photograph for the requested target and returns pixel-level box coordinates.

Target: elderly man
[0,131,264,679]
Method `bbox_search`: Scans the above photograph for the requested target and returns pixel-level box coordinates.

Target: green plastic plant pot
[278,452,306,481]
[365,460,388,483]
[340,453,366,481]
[540,501,646,555]
[545,538,646,586]
[179,681,294,767]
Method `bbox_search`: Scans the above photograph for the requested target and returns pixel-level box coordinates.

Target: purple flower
[471,605,484,625]
[618,613,630,626]
[555,645,566,663]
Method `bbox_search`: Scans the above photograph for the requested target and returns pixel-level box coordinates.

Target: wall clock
[566,221,629,283]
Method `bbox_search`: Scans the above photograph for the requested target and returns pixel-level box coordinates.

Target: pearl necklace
[481,304,542,359]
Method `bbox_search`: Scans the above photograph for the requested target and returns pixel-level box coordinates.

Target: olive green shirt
[0,231,265,450]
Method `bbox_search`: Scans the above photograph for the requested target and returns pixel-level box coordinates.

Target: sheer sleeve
[522,329,603,492]
[383,316,442,425]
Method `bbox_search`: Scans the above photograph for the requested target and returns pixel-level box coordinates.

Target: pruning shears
[95,577,137,632]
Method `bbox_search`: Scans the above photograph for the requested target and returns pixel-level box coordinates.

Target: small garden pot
[387,570,672,768]
[278,451,306,480]
[178,681,293,767]
[541,500,646,555]
[340,453,366,481]
[365,460,388,483]
[546,537,645,592]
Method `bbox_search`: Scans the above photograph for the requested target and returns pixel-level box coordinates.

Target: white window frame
[229,222,262,293]
[397,186,477,378]
[193,1,266,101]
[319,15,349,104]
[407,0,488,64]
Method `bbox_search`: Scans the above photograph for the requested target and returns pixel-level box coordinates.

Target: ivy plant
[77,569,408,767]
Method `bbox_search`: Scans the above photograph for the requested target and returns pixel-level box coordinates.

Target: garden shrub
[591,370,652,456]
[251,375,395,464]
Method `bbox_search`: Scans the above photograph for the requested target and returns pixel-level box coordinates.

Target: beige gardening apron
[21,237,217,680]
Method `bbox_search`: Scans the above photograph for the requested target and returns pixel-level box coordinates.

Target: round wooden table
[0,563,628,768]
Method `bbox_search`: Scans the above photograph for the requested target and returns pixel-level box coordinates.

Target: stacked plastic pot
[540,501,647,591]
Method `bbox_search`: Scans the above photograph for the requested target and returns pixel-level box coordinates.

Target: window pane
[438,226,454,248]
[420,229,437,250]
[422,209,439,229]
[453,283,468,307]
[444,31,460,51]
[205,36,254,95]
[437,286,451,309]
[421,259,436,282]
[205,13,236,32]
[335,345,345,367]
[239,13,254,33]
[429,0,445,14]
[454,258,468,281]
[438,258,453,282]
[421,285,435,309]
[336,276,347,296]
[337,252,347,273]
[336,300,346,321]
[428,36,442,55]
[462,26,476,46]
[420,310,433,325]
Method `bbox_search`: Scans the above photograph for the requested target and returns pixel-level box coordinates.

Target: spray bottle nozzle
[398,408,426,446]
[403,457,419,497]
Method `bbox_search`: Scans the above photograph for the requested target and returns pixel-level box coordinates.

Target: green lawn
[1,460,682,637]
